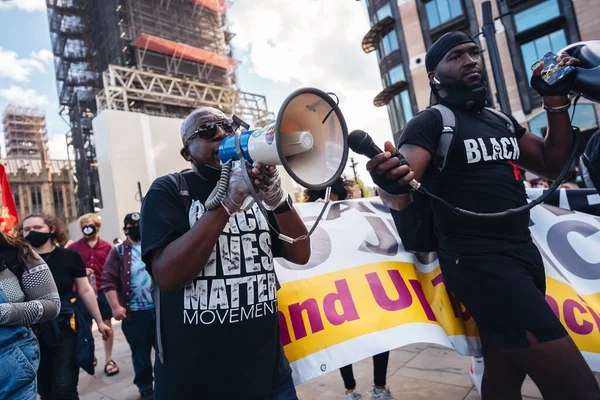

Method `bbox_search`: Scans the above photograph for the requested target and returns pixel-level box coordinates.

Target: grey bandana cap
[180,107,228,144]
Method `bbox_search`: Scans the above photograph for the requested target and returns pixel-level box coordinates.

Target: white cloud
[229,0,393,185]
[0,47,46,82]
[0,85,48,108]
[47,133,69,159]
[30,49,54,64]
[0,0,46,12]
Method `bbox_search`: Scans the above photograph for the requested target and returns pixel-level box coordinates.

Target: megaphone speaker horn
[218,88,349,191]
[276,88,349,190]
[212,87,349,243]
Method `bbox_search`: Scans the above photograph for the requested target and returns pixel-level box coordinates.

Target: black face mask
[433,81,488,113]
[126,226,141,242]
[82,225,97,237]
[25,231,51,248]
[194,163,222,184]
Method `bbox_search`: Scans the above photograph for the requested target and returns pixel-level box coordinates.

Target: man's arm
[519,53,580,180]
[273,210,310,265]
[368,142,432,211]
[101,248,121,293]
[517,96,574,180]
[104,290,126,320]
[149,207,230,293]
[102,248,125,319]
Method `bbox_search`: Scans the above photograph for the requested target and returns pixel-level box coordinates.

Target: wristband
[543,102,571,113]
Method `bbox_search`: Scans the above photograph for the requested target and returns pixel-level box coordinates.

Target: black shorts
[97,291,113,321]
[438,243,568,349]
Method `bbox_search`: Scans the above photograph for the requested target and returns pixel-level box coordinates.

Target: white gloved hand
[247,162,286,210]
[221,167,252,215]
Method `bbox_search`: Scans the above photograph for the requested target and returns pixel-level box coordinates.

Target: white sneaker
[370,386,396,400]
[469,356,484,394]
[345,390,363,400]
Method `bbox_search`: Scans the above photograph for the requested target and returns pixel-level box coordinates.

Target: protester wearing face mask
[102,212,155,400]
[531,178,551,189]
[68,213,118,376]
[20,214,111,399]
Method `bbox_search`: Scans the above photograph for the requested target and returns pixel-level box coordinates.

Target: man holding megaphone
[362,32,600,400]
[140,107,310,400]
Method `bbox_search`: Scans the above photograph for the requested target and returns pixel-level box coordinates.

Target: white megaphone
[216,87,349,243]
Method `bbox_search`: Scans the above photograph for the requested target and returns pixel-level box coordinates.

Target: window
[508,0,577,112]
[514,0,560,33]
[371,3,393,25]
[12,187,20,217]
[528,104,599,138]
[54,187,65,218]
[31,186,42,214]
[520,30,567,81]
[383,64,406,87]
[376,30,399,59]
[426,0,463,29]
[387,90,414,134]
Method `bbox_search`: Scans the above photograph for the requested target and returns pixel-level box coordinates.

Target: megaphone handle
[234,129,287,234]
[241,196,255,211]
[234,129,325,244]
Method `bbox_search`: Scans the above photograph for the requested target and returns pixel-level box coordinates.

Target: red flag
[0,164,19,233]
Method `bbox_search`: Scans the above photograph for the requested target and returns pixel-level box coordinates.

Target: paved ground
[76,321,544,400]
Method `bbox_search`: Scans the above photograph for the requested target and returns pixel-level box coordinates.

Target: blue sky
[0,0,392,182]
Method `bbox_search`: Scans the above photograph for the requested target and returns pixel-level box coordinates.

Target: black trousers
[122,309,156,393]
[340,351,390,390]
[38,323,79,400]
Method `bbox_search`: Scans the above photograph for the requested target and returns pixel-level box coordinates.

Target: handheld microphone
[347,129,383,158]
[347,130,421,190]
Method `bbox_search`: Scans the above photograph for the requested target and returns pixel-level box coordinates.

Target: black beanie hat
[425,31,476,72]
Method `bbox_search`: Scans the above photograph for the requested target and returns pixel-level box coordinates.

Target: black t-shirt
[399,107,531,253]
[141,171,285,400]
[39,247,86,298]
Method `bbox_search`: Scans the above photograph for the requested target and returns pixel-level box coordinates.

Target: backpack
[152,172,190,364]
[581,129,600,190]
[390,105,514,253]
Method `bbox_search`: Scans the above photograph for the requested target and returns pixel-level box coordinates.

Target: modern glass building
[361,0,600,145]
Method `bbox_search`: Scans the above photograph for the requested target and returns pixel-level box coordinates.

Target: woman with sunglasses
[20,214,111,400]
[0,230,60,400]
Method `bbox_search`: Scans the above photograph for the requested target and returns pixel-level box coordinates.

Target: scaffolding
[96,65,275,126]
[2,106,48,160]
[47,0,274,214]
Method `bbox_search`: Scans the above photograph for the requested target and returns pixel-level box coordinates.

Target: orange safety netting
[131,34,235,70]
[189,0,226,14]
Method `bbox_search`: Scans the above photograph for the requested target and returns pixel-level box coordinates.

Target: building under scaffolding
[2,106,47,159]
[46,0,275,215]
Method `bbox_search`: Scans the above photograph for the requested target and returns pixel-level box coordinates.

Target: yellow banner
[278,261,600,363]
[275,197,600,383]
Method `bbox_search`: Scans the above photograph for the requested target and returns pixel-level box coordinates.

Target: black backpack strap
[167,172,190,211]
[115,243,123,260]
[485,107,514,127]
[429,104,457,173]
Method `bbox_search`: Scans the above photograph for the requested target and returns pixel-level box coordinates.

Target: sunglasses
[187,120,235,143]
